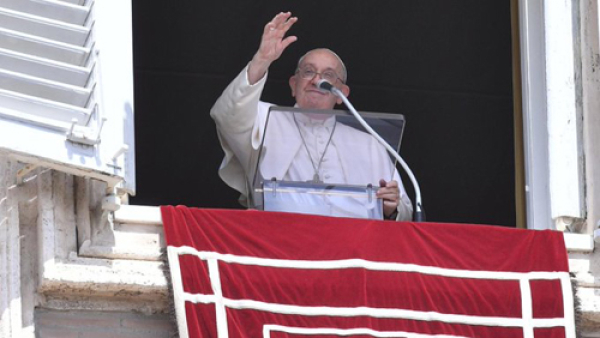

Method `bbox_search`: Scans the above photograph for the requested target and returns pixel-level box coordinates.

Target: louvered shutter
[0,0,135,194]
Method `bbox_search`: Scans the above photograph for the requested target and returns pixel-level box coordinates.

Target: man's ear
[336,84,350,105]
[289,75,297,98]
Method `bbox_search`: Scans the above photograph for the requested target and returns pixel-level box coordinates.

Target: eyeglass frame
[295,66,346,84]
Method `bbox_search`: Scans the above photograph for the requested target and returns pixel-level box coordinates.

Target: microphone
[317,79,335,92]
[319,79,425,222]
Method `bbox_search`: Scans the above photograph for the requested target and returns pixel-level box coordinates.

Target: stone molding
[0,157,169,337]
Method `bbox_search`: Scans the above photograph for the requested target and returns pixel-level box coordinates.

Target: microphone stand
[320,80,425,222]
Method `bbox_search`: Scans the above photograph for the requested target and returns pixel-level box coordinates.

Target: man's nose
[310,74,321,84]
[310,73,324,86]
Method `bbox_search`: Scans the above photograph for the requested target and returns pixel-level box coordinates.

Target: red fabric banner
[161,206,574,338]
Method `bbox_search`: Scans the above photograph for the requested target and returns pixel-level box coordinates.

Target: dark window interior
[131,0,515,226]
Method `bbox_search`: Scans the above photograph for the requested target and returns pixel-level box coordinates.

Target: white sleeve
[209,64,270,205]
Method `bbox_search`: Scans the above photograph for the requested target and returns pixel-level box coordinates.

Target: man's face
[289,50,350,110]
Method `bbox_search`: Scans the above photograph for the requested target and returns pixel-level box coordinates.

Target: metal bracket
[16,164,39,186]
[111,144,128,161]
[106,144,128,170]
[66,117,106,146]
[270,177,278,197]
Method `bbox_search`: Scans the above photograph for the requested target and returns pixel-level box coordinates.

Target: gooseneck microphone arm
[317,79,425,222]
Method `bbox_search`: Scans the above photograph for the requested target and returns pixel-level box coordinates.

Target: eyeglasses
[296,67,344,84]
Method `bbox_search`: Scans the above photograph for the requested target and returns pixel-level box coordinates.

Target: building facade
[1,0,600,336]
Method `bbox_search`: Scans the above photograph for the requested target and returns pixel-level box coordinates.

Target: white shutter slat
[0,7,90,46]
[0,88,91,126]
[0,27,90,65]
[0,69,92,107]
[0,0,90,26]
[56,0,86,7]
[0,107,78,132]
[0,48,91,87]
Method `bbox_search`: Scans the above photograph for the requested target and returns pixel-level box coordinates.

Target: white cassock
[210,65,413,220]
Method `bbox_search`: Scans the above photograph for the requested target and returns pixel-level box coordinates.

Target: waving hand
[248,12,298,84]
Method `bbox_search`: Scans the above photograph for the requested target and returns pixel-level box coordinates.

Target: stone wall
[0,155,23,336]
[570,250,600,334]
[35,309,175,338]
[0,156,170,338]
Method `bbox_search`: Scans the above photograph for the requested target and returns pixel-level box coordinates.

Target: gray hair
[295,48,348,83]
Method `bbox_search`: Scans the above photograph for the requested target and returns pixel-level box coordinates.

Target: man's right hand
[247,12,298,85]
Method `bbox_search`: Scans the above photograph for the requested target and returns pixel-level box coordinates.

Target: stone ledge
[564,233,594,253]
[114,205,162,225]
[79,205,165,261]
[38,252,170,314]
[78,240,163,261]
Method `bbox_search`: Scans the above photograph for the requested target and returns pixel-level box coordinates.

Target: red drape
[162,206,573,338]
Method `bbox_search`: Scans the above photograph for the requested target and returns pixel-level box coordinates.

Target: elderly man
[211,12,413,220]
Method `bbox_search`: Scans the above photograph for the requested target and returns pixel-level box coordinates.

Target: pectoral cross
[311,173,323,184]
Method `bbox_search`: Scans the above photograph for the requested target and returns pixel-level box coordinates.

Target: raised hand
[248,12,298,84]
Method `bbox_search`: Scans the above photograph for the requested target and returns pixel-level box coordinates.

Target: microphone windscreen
[317,79,334,92]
